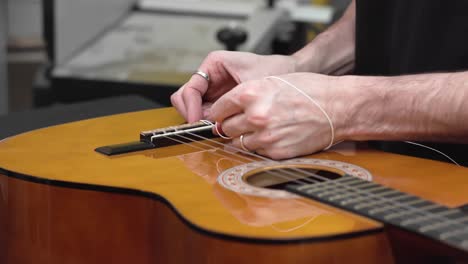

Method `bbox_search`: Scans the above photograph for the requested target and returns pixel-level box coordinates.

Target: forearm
[292,0,356,75]
[341,72,468,143]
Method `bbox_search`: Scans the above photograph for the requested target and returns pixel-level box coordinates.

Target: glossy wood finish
[0,174,394,264]
[0,107,468,263]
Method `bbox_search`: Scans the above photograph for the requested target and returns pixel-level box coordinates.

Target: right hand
[171,51,298,123]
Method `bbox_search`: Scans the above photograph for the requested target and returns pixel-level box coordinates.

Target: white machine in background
[48,0,333,104]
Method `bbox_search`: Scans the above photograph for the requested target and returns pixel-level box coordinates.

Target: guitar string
[160,134,321,186]
[156,130,468,242]
[154,121,322,186]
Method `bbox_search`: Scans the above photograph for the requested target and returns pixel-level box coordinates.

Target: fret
[316,188,347,198]
[400,204,449,226]
[340,191,408,207]
[448,215,468,223]
[328,188,372,201]
[347,180,377,188]
[419,209,464,233]
[332,178,367,188]
[297,182,330,193]
[440,228,468,240]
[392,195,421,203]
[426,205,450,214]
[304,177,377,200]
[296,183,319,192]
[383,199,433,220]
[333,185,395,205]
[318,187,367,201]
[335,176,361,184]
[351,189,403,210]
[368,205,399,215]
[367,199,429,215]
[419,210,465,232]
[420,224,460,238]
[303,179,348,191]
[358,184,388,193]
[420,222,452,233]
[376,188,401,197]
[328,192,356,201]
[302,184,331,194]
[353,200,383,210]
[304,185,340,196]
[295,176,357,193]
[326,176,367,188]
[320,181,385,202]
[340,196,368,206]
[354,200,388,210]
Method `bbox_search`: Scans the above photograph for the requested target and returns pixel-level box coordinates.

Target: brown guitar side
[0,174,394,264]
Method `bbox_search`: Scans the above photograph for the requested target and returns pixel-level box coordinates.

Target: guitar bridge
[95,121,217,156]
[140,121,217,146]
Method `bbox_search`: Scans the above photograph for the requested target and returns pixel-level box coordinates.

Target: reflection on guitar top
[171,149,356,229]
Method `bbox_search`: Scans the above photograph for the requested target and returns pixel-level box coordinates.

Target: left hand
[209,73,349,159]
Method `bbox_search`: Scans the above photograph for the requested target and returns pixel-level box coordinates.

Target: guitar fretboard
[286,175,468,252]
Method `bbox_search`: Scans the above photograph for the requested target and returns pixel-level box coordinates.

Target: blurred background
[0,0,350,137]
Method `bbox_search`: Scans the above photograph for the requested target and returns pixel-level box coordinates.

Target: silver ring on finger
[215,122,232,139]
[239,134,252,152]
[193,70,210,82]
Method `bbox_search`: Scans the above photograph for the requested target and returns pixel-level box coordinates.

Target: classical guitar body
[0,108,467,263]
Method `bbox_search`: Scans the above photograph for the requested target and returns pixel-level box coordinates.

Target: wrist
[333,75,386,142]
[291,32,347,74]
[291,44,323,73]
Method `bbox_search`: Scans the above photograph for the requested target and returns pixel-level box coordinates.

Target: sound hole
[245,167,342,191]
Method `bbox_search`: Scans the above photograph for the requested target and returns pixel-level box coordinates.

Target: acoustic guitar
[1,107,468,263]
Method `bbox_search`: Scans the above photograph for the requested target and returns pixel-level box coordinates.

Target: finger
[171,85,188,119]
[182,72,210,122]
[230,133,261,153]
[182,87,203,122]
[209,83,247,122]
[220,113,255,138]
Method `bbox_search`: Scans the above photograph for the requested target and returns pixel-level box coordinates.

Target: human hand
[209,73,350,159]
[171,51,298,122]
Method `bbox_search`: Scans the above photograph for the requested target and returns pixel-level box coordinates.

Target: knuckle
[238,89,256,103]
[184,85,202,97]
[238,84,260,104]
[246,112,270,127]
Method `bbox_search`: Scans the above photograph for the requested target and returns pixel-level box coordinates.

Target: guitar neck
[286,175,468,253]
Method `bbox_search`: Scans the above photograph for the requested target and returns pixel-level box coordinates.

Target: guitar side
[0,173,395,264]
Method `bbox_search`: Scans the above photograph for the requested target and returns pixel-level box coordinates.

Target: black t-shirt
[355,0,468,75]
[354,0,468,166]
